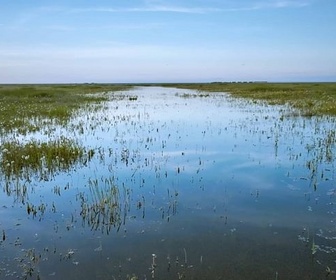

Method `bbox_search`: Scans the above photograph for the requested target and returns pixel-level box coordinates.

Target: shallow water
[1,86,336,279]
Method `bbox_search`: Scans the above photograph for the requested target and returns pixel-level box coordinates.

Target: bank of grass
[164,83,336,116]
[1,136,94,180]
[0,84,131,133]
[0,84,131,181]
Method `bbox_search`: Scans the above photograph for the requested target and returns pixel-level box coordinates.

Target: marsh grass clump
[177,92,210,98]
[128,95,138,101]
[0,137,93,180]
[79,177,123,234]
[304,129,336,190]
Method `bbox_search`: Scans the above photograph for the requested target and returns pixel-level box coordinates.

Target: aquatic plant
[1,85,336,279]
[177,92,210,98]
[78,177,126,234]
[0,136,93,181]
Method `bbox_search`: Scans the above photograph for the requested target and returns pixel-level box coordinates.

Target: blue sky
[0,0,335,83]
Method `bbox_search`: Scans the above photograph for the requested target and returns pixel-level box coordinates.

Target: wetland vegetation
[0,84,130,134]
[0,84,336,279]
[165,82,336,116]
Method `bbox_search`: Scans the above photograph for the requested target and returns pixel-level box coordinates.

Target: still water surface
[1,86,336,279]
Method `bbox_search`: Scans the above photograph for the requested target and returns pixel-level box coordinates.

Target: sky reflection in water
[1,86,336,279]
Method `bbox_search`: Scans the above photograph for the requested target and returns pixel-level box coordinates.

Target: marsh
[1,86,336,279]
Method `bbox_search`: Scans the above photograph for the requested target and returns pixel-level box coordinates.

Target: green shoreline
[159,82,336,116]
[1,82,336,118]
[0,84,131,134]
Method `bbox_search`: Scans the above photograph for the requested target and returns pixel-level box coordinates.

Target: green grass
[0,136,94,180]
[0,84,131,134]
[161,82,336,116]
[79,177,122,234]
[0,84,131,183]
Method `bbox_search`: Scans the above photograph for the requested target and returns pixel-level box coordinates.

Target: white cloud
[30,0,313,17]
[253,0,311,9]
[71,6,221,14]
[68,0,312,15]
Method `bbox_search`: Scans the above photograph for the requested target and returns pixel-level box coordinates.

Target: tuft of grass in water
[79,177,123,234]
[0,136,94,180]
[161,82,336,116]
[0,84,132,134]
[176,92,210,98]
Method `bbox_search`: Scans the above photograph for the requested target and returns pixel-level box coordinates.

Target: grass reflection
[78,177,129,234]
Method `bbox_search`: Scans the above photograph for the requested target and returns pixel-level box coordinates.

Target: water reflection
[1,86,336,279]
[78,177,125,234]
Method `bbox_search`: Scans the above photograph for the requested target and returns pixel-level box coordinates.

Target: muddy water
[1,86,336,279]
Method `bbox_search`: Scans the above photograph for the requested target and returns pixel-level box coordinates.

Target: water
[1,86,336,279]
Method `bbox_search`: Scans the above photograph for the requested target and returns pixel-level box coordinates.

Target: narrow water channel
[1,86,336,279]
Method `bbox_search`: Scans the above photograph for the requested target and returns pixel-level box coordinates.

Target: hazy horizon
[1,0,335,83]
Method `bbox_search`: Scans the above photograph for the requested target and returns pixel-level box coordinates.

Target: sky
[0,0,335,83]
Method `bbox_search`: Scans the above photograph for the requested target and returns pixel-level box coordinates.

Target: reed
[79,176,123,234]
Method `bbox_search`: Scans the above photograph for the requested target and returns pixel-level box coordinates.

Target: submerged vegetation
[0,84,129,205]
[1,85,336,279]
[165,82,336,116]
